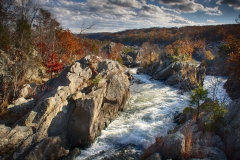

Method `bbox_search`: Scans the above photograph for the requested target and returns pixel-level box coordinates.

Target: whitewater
[77,69,230,160]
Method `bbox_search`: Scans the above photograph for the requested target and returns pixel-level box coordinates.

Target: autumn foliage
[165,39,194,60]
[56,29,84,64]
[222,34,240,80]
[108,43,124,60]
[44,51,63,78]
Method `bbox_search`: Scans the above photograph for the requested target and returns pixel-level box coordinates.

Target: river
[76,69,230,160]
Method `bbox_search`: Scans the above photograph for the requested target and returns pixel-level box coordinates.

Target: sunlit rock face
[0,55,130,159]
[148,59,206,91]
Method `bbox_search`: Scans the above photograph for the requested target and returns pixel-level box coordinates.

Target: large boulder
[0,98,35,126]
[219,98,240,160]
[67,71,129,148]
[150,60,206,91]
[0,55,130,159]
[223,77,240,100]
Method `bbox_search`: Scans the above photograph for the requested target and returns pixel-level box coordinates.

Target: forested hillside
[86,24,240,46]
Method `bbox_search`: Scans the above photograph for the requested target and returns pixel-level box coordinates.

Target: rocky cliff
[0,55,130,160]
[141,98,240,160]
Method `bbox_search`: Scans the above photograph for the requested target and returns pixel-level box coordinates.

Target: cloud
[107,0,142,8]
[207,19,215,23]
[38,0,206,33]
[155,0,223,16]
[217,0,240,10]
[203,6,222,15]
[161,6,180,14]
[172,2,204,13]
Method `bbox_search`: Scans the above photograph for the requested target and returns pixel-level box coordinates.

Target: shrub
[91,75,102,86]
[183,106,195,114]
[116,56,123,65]
[203,100,227,132]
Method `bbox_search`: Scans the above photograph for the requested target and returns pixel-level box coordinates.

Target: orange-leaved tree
[108,43,124,61]
[165,39,194,60]
[56,29,84,65]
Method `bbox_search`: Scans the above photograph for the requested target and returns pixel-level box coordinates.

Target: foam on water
[203,75,231,104]
[77,71,230,160]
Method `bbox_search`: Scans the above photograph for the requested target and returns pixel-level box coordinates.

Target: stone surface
[219,98,240,160]
[150,60,206,91]
[141,119,227,160]
[224,78,240,100]
[161,132,185,159]
[25,137,69,160]
[0,55,130,159]
[19,83,37,98]
[145,153,162,160]
[0,125,33,159]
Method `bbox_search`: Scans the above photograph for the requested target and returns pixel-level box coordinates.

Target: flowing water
[77,69,230,160]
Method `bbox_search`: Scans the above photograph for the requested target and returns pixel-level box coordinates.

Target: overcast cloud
[38,0,240,33]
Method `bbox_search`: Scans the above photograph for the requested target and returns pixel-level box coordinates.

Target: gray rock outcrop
[142,97,240,160]
[0,55,130,160]
[149,60,206,91]
[141,120,227,160]
[223,77,240,100]
[219,98,240,160]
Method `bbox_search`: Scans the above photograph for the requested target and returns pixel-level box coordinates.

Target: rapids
[76,69,230,160]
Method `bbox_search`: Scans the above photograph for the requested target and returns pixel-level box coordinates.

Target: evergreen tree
[189,86,208,121]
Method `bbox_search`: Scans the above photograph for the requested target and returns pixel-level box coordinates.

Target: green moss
[91,75,102,86]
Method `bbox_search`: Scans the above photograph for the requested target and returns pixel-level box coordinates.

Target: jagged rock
[145,153,162,160]
[19,83,37,98]
[219,98,240,160]
[150,60,206,90]
[0,98,35,126]
[25,137,69,160]
[105,42,116,54]
[0,125,33,159]
[121,54,133,63]
[141,119,227,160]
[59,147,81,160]
[68,71,130,148]
[223,78,240,100]
[128,48,141,61]
[161,132,185,159]
[121,54,140,68]
[137,67,150,74]
[0,55,130,159]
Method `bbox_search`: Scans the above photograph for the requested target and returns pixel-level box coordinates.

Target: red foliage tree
[44,51,63,78]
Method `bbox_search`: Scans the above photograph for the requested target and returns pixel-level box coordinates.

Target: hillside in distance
[85,24,240,46]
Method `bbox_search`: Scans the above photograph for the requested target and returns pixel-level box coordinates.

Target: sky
[38,0,240,33]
